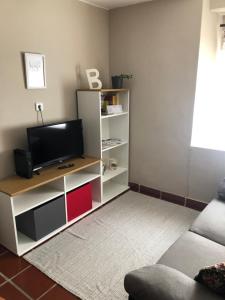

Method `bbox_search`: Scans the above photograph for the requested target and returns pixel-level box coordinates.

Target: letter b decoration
[86,69,103,89]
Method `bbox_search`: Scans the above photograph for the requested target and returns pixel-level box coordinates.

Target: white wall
[110,0,225,202]
[0,0,109,179]
[211,0,225,11]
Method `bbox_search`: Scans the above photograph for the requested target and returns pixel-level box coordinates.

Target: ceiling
[79,0,153,10]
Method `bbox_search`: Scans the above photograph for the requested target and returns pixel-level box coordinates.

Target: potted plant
[111,73,133,89]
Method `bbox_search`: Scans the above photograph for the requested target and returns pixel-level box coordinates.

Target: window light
[191,24,225,151]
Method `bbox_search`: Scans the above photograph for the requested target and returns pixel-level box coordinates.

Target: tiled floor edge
[129,182,208,212]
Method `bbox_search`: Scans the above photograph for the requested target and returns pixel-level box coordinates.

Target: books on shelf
[101,93,122,115]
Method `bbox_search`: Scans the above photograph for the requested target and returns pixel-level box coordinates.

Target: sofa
[124,198,225,300]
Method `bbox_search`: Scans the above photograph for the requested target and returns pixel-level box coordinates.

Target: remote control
[57,163,74,170]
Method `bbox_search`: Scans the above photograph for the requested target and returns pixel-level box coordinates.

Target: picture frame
[24,52,46,89]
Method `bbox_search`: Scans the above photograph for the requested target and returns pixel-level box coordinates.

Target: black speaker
[14,149,33,179]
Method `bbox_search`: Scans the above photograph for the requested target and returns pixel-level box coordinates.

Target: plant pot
[111,76,123,89]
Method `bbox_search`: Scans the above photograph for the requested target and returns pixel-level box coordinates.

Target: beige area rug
[24,191,198,300]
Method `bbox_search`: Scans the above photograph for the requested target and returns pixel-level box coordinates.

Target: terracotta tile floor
[0,246,80,300]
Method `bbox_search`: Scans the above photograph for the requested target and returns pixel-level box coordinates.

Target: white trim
[78,0,109,10]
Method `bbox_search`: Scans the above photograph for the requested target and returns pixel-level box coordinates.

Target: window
[191,38,225,151]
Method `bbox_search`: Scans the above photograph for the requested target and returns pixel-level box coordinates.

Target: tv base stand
[0,156,103,256]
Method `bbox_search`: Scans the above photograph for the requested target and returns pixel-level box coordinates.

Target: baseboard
[129,182,208,212]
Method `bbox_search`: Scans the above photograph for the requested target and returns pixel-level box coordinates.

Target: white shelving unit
[0,157,102,256]
[77,89,130,203]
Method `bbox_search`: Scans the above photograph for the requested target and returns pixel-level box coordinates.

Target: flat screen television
[27,119,84,170]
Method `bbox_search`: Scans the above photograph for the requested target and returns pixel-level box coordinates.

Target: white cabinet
[0,157,101,256]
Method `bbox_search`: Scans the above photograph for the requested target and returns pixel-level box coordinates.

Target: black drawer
[16,195,66,241]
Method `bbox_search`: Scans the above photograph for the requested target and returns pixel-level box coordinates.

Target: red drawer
[66,183,92,221]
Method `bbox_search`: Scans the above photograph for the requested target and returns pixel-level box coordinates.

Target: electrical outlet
[35,102,44,112]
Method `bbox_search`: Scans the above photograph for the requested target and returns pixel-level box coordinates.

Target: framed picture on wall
[24,53,46,89]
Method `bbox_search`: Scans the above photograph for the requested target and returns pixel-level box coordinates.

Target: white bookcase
[77,89,130,203]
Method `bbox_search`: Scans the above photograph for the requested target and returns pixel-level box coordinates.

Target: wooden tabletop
[0,156,100,197]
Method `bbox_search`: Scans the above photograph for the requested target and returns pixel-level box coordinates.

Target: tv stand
[0,156,102,256]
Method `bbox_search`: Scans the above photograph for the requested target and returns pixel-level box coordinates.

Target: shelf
[103,181,129,203]
[67,201,102,226]
[102,141,128,152]
[13,186,64,216]
[102,167,128,183]
[66,172,101,192]
[17,225,68,256]
[16,200,102,256]
[101,112,128,119]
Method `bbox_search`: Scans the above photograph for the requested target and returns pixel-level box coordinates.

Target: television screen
[27,119,84,170]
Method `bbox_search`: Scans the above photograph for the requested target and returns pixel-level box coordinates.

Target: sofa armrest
[124,264,222,300]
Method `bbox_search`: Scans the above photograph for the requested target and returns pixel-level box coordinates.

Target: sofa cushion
[124,264,223,300]
[190,199,225,246]
[158,231,225,278]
